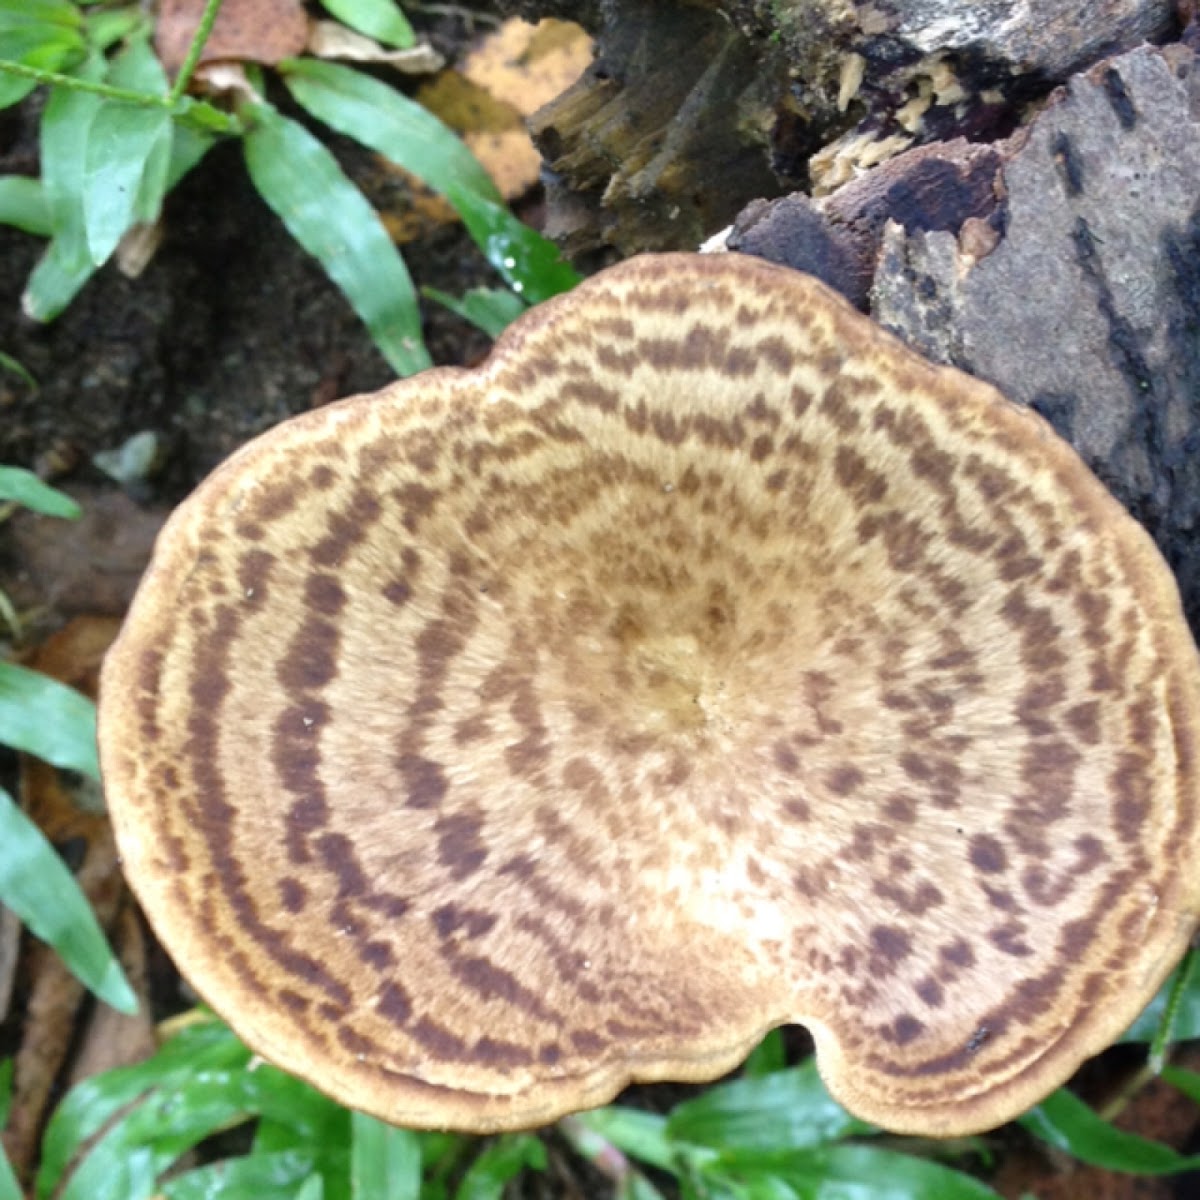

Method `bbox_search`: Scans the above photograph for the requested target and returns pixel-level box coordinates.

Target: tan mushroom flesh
[99,252,1200,1136]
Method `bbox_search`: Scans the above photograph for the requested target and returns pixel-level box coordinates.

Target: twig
[169,0,225,104]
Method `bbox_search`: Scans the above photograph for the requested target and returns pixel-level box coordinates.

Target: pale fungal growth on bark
[99,253,1200,1136]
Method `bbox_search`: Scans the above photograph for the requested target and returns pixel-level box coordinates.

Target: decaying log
[498,0,1178,253]
[728,37,1200,628]
[526,2,786,255]
[727,137,1007,308]
[870,41,1200,628]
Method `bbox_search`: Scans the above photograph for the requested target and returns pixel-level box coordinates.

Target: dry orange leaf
[458,17,592,118]
[381,18,591,242]
[156,0,309,76]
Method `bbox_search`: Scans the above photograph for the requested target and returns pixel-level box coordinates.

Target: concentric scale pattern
[99,253,1200,1134]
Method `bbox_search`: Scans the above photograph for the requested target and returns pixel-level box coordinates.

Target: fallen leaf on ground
[307,21,444,73]
[1,485,168,625]
[380,18,592,243]
[156,0,309,76]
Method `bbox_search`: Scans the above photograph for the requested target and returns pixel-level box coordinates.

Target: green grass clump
[0,0,580,374]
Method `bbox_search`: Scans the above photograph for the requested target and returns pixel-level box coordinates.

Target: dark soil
[0,112,493,504]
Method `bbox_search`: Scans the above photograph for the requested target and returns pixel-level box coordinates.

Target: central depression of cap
[99,253,1200,1136]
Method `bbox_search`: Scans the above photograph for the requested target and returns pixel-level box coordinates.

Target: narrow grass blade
[280,59,580,303]
[422,285,526,337]
[243,102,431,376]
[281,59,497,202]
[166,120,215,190]
[0,353,36,391]
[1019,1087,1200,1173]
[0,1060,15,1200]
[716,1144,1002,1200]
[164,1150,326,1200]
[56,1068,296,1200]
[0,1059,11,1128]
[81,34,173,261]
[570,1109,676,1175]
[454,1136,546,1200]
[83,6,145,53]
[0,175,51,236]
[318,0,414,48]
[1121,957,1200,1043]
[0,465,77,515]
[1162,1063,1200,1103]
[0,1143,17,1200]
[667,1061,875,1154]
[0,7,85,108]
[351,1112,420,1200]
[38,1017,249,1197]
[0,660,98,776]
[83,104,172,263]
[0,0,81,29]
[296,1177,325,1200]
[0,784,136,1016]
[742,1030,786,1078]
[24,57,105,319]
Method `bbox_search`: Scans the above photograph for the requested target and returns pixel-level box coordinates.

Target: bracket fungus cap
[99,252,1200,1136]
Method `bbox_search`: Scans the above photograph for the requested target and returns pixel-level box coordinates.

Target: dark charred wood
[729,138,1007,309]
[864,42,1200,632]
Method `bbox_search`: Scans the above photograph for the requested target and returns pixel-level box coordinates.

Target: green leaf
[318,0,415,49]
[38,1017,250,1198]
[716,1145,1001,1200]
[422,285,526,337]
[743,1030,787,1079]
[296,1177,325,1200]
[0,784,137,1016]
[24,56,106,319]
[0,1,86,109]
[0,72,38,111]
[570,1109,677,1175]
[279,59,580,304]
[351,1112,420,1200]
[55,1063,343,1200]
[0,1142,18,1200]
[280,58,498,201]
[83,6,145,53]
[0,0,82,29]
[83,102,172,262]
[0,659,98,775]
[0,353,36,392]
[454,1136,546,1200]
[667,1061,876,1154]
[166,119,215,191]
[0,1058,11,1129]
[80,35,172,262]
[1019,1087,1200,1174]
[105,30,167,94]
[0,1061,15,1200]
[1121,957,1200,1043]
[0,466,78,515]
[0,16,83,54]
[0,174,51,236]
[0,23,87,109]
[23,235,97,318]
[243,101,431,376]
[173,94,243,136]
[252,1092,350,1162]
[1162,1063,1200,1104]
[164,1151,324,1200]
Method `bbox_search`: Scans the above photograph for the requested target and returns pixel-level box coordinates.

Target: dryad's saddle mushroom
[99,253,1200,1136]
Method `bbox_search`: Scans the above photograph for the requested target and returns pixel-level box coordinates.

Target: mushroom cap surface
[99,252,1200,1135]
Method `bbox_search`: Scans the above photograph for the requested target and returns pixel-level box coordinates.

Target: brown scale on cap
[99,252,1200,1135]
